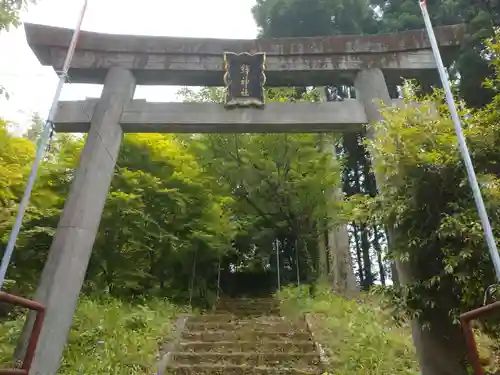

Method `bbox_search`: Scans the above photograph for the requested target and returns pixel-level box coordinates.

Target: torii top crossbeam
[24,23,465,87]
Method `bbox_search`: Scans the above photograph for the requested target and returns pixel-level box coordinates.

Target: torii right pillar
[354,68,468,375]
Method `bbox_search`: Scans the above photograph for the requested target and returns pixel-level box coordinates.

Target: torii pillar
[16,67,135,375]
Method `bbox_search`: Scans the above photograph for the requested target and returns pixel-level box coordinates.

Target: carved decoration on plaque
[223,52,266,108]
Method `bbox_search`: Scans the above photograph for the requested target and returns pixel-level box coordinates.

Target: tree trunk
[324,134,357,295]
[351,157,373,290]
[410,319,468,375]
[360,223,373,289]
[317,228,328,282]
[327,222,358,295]
[351,224,364,285]
[391,262,400,286]
[395,259,469,375]
[373,225,386,285]
[315,131,329,282]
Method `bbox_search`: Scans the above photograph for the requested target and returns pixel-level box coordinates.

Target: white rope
[0,0,89,290]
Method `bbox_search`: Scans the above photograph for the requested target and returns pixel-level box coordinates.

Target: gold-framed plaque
[223,52,266,108]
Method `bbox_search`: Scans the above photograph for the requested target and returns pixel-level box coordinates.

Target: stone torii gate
[19,22,464,375]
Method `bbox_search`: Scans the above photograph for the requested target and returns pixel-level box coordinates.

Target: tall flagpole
[419,0,500,281]
[0,0,89,290]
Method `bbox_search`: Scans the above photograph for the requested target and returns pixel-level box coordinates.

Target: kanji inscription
[224,52,266,108]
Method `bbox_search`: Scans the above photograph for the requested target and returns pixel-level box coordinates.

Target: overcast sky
[0,0,259,129]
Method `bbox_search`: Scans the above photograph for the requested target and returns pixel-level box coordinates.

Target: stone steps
[215,307,281,315]
[182,330,311,342]
[166,364,319,375]
[164,297,322,375]
[185,320,307,331]
[216,299,277,305]
[171,352,320,366]
[198,309,281,317]
[188,314,287,323]
[215,299,280,315]
[179,340,316,353]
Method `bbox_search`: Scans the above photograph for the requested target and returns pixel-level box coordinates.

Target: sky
[0,0,259,130]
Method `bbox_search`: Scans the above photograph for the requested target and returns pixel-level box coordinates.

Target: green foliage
[278,285,419,375]
[1,85,343,301]
[0,0,33,31]
[252,0,378,38]
[364,77,500,324]
[2,130,236,302]
[0,296,182,374]
[87,133,235,299]
[376,0,497,108]
[178,86,343,286]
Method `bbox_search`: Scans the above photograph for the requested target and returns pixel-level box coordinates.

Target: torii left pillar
[15,67,136,375]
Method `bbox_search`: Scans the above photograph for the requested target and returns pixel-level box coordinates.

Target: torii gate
[12,22,464,375]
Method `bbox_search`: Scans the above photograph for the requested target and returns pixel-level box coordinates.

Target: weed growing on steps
[278,285,419,375]
[0,296,183,374]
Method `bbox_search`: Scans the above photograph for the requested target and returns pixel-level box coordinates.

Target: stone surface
[53,100,369,133]
[53,98,413,134]
[353,67,469,375]
[316,88,358,294]
[354,68,392,125]
[19,67,136,375]
[166,298,322,375]
[25,23,465,86]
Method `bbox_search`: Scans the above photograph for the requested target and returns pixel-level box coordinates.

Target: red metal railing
[0,292,45,375]
[460,301,500,375]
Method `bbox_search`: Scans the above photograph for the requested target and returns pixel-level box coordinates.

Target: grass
[0,295,184,374]
[278,285,419,375]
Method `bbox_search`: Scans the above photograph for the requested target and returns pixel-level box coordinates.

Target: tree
[252,0,388,291]
[252,0,378,38]
[0,0,34,31]
[377,0,498,108]
[366,71,500,374]
[24,113,44,143]
[178,86,352,291]
[0,120,35,242]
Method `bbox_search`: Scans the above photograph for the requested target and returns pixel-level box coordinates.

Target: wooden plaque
[224,52,266,108]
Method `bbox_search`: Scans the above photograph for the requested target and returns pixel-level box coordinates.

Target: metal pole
[189,248,198,309]
[276,239,281,291]
[419,0,500,281]
[0,0,89,290]
[295,239,300,286]
[295,238,301,297]
[216,258,221,301]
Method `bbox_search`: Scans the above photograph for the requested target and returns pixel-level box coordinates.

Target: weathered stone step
[211,307,280,315]
[213,310,281,317]
[165,364,319,375]
[216,301,278,307]
[216,303,279,310]
[182,330,311,342]
[171,352,320,366]
[185,320,306,332]
[188,314,286,323]
[216,299,278,309]
[217,298,276,304]
[179,340,316,353]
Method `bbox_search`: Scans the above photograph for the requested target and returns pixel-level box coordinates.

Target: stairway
[165,298,322,375]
